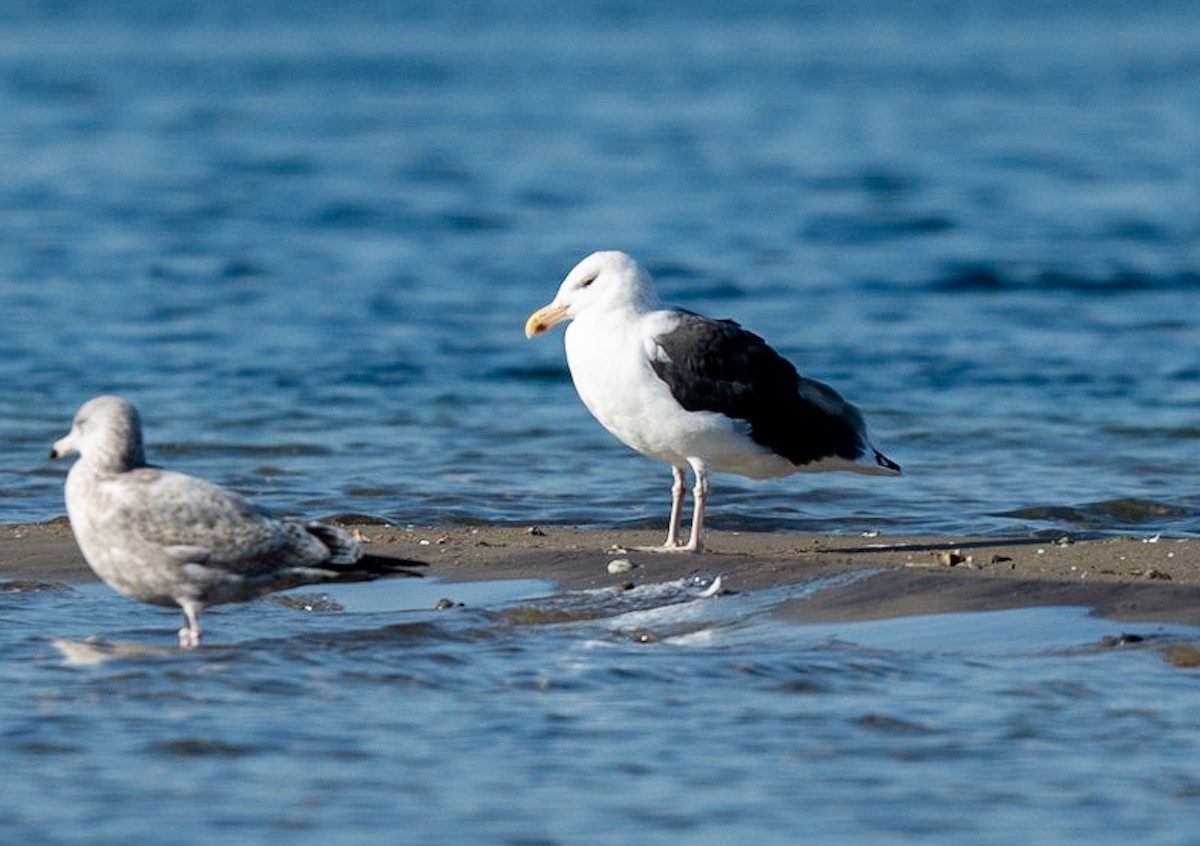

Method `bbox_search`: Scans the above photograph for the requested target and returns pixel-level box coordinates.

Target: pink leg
[663,465,687,547]
[681,467,709,553]
[638,464,706,554]
[178,603,203,648]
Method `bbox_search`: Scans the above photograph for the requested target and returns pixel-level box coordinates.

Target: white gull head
[524,250,661,337]
[50,394,147,473]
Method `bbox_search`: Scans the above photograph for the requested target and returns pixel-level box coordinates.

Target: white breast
[563,311,793,478]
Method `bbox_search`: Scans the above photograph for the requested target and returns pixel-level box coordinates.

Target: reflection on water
[3,573,1199,844]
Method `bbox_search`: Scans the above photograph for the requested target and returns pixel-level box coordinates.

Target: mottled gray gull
[51,395,425,646]
[525,250,901,554]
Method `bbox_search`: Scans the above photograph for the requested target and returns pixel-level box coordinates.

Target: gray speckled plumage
[51,395,424,646]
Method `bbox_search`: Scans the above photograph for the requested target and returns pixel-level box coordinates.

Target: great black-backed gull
[525,251,900,554]
[51,395,425,646]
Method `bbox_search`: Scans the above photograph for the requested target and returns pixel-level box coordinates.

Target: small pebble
[607,558,635,574]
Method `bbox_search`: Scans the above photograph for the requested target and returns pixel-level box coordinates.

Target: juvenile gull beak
[50,433,76,460]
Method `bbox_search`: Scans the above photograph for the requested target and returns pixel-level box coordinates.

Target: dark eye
[581,275,596,289]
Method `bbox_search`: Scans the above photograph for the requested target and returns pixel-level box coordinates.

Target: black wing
[648,311,869,467]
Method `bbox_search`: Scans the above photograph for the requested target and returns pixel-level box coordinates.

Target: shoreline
[4,520,1200,626]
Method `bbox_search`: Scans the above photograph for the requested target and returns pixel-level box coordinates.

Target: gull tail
[305,522,428,579]
[847,442,902,476]
[350,553,427,579]
[320,552,427,582]
[873,448,902,474]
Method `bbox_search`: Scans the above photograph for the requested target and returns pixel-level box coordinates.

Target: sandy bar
[3,520,1199,626]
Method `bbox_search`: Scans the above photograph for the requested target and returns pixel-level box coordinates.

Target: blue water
[2,2,1200,842]
[1,0,1197,537]
[3,575,1200,845]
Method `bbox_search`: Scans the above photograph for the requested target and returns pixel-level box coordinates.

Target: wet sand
[4,519,1199,626]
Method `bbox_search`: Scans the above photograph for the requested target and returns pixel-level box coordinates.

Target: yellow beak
[524,303,570,338]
